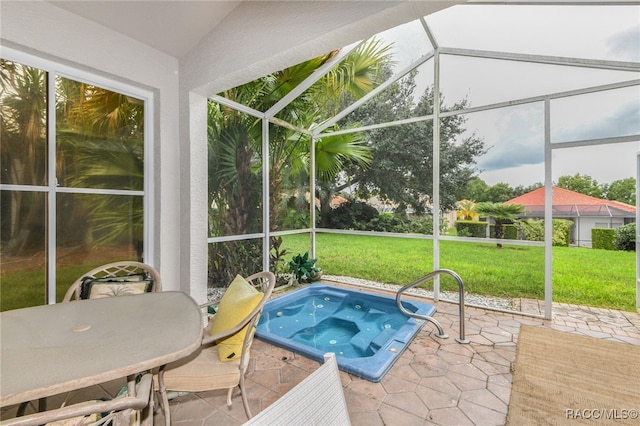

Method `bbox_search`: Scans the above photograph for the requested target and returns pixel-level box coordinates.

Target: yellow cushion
[210,275,262,361]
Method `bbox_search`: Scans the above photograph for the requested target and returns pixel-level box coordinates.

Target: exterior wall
[0,1,182,291]
[575,217,626,247]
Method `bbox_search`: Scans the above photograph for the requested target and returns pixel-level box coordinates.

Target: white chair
[155,271,276,420]
[62,261,162,302]
[243,353,351,426]
[2,373,153,426]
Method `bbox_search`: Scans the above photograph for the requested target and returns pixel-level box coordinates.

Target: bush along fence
[455,218,573,247]
[593,222,636,251]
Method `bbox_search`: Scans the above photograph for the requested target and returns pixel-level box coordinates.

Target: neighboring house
[505,186,636,247]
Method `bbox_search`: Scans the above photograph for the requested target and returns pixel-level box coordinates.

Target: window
[1,53,152,310]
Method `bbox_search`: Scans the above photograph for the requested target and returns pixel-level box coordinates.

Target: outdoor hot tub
[255,283,436,382]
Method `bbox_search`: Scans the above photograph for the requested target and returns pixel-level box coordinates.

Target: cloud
[470,104,545,172]
[553,100,640,142]
[472,101,639,187]
[606,25,640,62]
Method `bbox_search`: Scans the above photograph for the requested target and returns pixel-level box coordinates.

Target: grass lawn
[281,233,637,312]
[0,262,118,311]
[2,234,636,312]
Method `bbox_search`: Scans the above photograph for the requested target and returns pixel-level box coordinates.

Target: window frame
[0,46,155,304]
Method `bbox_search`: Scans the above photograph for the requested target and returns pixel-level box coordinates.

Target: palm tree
[457,199,476,221]
[1,61,144,259]
[474,202,525,248]
[0,60,47,255]
[207,39,392,284]
[209,38,392,234]
[57,80,145,257]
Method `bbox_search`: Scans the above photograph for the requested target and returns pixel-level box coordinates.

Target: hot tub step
[370,328,397,350]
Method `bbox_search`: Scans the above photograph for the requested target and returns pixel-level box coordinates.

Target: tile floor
[4,283,639,426]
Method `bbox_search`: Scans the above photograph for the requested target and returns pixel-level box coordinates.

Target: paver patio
[158,285,639,426]
[3,285,639,425]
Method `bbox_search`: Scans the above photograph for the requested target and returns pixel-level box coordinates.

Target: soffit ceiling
[48,1,244,58]
[47,1,458,61]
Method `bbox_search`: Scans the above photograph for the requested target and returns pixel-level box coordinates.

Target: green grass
[1,262,116,311]
[283,233,637,311]
[2,234,636,312]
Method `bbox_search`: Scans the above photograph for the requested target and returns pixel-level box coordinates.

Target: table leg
[156,366,171,426]
[15,398,46,417]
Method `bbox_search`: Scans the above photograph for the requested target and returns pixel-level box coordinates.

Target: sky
[375,4,640,187]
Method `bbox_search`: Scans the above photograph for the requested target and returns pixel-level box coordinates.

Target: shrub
[552,219,572,247]
[455,220,487,238]
[516,218,572,246]
[518,219,544,241]
[324,199,448,235]
[592,228,615,250]
[326,200,378,230]
[490,223,518,240]
[368,213,404,232]
[613,223,636,251]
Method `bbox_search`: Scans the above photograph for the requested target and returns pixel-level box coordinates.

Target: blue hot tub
[255,283,436,382]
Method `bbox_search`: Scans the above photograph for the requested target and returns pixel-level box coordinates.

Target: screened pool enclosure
[2,2,638,317]
[206,4,640,318]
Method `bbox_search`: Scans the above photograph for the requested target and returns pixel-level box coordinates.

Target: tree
[474,202,525,248]
[343,71,486,214]
[208,40,392,283]
[513,182,543,197]
[484,182,515,203]
[457,200,476,220]
[462,179,542,203]
[1,60,47,255]
[557,173,603,198]
[462,177,489,202]
[603,177,635,206]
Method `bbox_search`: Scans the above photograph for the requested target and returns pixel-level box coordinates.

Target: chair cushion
[209,275,262,361]
[80,273,153,299]
[159,345,245,392]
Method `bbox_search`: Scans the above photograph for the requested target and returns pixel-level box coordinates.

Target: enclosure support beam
[428,21,441,301]
[440,47,640,72]
[262,118,271,272]
[544,98,553,320]
[310,136,317,259]
[47,71,57,305]
[637,152,640,312]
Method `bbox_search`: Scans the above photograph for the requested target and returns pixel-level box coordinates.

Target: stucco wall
[576,217,626,247]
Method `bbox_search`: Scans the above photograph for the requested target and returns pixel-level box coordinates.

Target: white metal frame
[207,5,640,317]
[0,47,155,304]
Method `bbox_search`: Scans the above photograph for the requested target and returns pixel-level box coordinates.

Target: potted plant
[288,252,322,285]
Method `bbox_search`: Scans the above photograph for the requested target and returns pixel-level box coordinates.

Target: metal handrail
[396,269,469,344]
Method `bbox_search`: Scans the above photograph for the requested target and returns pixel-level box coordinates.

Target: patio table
[0,291,203,424]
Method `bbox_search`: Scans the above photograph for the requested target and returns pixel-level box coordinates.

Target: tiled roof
[505,186,636,216]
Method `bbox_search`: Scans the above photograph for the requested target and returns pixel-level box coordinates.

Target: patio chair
[155,271,276,420]
[3,373,154,426]
[243,353,350,426]
[62,261,162,302]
